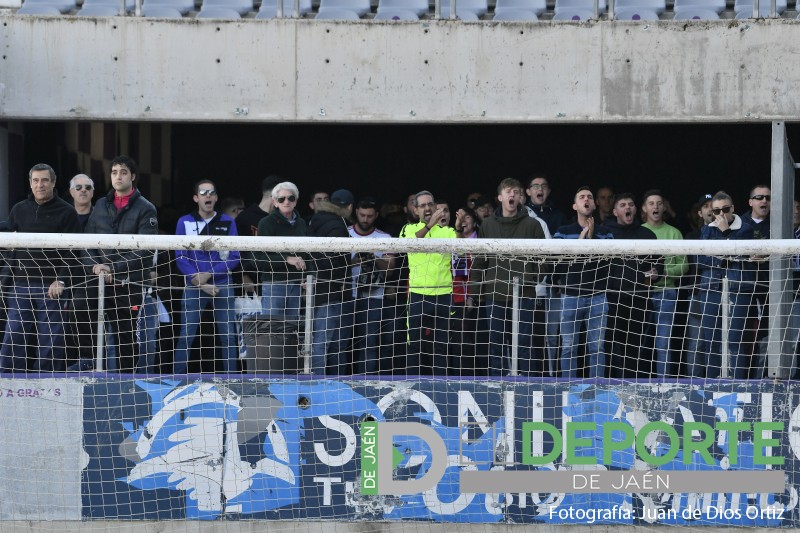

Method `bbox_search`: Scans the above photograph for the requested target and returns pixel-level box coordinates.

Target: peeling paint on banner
[79,379,800,525]
[0,379,84,520]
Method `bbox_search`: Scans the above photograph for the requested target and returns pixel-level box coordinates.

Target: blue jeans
[544,287,562,376]
[487,297,536,376]
[560,293,608,378]
[312,300,354,375]
[135,294,159,373]
[261,282,302,319]
[353,296,384,374]
[407,292,451,375]
[648,288,677,377]
[173,285,237,374]
[690,287,753,379]
[0,281,66,372]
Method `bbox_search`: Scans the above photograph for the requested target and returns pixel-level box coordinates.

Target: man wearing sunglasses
[173,180,241,374]
[741,184,772,376]
[690,191,756,379]
[69,174,95,229]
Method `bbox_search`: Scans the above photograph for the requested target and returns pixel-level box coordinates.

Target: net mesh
[0,233,797,527]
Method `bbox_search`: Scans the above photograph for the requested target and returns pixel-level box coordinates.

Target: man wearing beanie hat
[307,189,355,375]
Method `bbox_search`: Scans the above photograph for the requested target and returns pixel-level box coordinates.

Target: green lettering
[565,422,596,465]
[522,422,562,465]
[360,422,378,495]
[753,422,784,466]
[635,421,679,466]
[602,422,634,465]
[717,421,750,465]
[683,422,714,465]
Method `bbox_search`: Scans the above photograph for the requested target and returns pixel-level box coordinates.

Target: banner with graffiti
[68,378,797,524]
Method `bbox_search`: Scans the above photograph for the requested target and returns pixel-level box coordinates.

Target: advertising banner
[80,378,800,525]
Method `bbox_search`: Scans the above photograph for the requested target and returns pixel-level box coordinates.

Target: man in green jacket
[470,178,546,376]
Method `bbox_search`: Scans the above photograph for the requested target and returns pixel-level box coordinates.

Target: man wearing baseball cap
[307,189,355,375]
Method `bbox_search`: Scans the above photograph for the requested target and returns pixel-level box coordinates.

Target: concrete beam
[1,16,799,123]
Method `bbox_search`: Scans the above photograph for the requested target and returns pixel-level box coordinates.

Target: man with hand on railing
[0,163,82,373]
[172,179,240,374]
[79,155,158,373]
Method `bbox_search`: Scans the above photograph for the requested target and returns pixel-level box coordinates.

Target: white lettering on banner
[377,388,442,423]
[457,391,489,441]
[314,416,356,467]
[313,477,342,506]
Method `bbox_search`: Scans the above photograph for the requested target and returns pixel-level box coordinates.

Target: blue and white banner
[75,379,800,525]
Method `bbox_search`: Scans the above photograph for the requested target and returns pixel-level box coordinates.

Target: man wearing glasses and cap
[689,191,756,379]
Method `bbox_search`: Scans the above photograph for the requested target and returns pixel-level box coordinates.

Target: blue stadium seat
[614,0,665,13]
[552,7,595,17]
[439,5,481,18]
[733,0,786,14]
[672,0,724,12]
[493,7,539,18]
[374,8,420,18]
[200,0,252,15]
[734,4,782,15]
[77,4,121,14]
[257,0,312,16]
[319,0,370,15]
[555,0,606,14]
[440,0,488,16]
[143,0,194,14]
[196,5,242,16]
[141,4,183,16]
[315,6,361,17]
[614,6,659,17]
[377,0,428,16]
[495,0,546,15]
[19,0,75,13]
[672,7,721,17]
[16,3,63,13]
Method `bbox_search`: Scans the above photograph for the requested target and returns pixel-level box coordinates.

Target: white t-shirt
[348,225,391,299]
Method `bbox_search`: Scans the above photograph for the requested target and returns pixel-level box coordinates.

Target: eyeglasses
[198,189,217,196]
[712,205,733,215]
[276,195,297,204]
[528,184,549,190]
[751,194,771,201]
[71,184,93,191]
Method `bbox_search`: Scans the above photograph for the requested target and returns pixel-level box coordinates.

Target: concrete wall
[0,16,799,124]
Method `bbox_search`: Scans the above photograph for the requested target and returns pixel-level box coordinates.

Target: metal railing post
[510,276,520,377]
[303,274,314,374]
[95,275,106,372]
[721,276,730,378]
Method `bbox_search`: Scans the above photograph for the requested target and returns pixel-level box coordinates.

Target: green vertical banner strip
[360,421,378,495]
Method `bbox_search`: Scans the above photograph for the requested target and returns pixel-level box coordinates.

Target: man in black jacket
[307,189,354,375]
[0,163,82,372]
[79,155,158,372]
[604,193,659,377]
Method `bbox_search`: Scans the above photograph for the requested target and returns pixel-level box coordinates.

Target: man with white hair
[69,173,95,229]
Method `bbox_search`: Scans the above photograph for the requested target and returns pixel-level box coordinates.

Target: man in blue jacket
[173,179,240,374]
[690,191,756,379]
[553,186,614,378]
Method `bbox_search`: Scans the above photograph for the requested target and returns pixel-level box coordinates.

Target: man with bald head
[69,174,95,229]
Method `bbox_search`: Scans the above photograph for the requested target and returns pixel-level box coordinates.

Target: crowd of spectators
[0,158,791,379]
